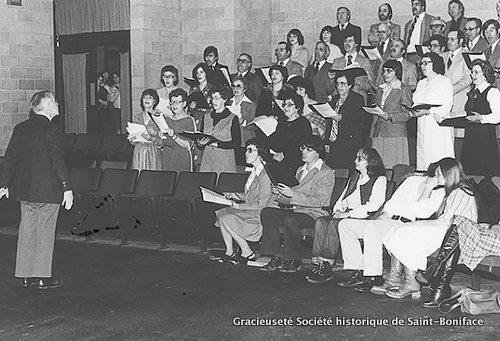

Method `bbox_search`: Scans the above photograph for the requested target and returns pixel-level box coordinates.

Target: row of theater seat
[55,165,417,251]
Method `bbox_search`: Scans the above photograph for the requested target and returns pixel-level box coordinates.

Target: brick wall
[0,0,54,155]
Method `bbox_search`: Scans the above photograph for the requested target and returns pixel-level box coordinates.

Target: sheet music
[220,67,232,85]
[363,106,385,116]
[155,98,173,118]
[362,46,382,61]
[126,123,150,143]
[309,103,338,118]
[260,67,271,84]
[150,112,170,132]
[247,116,278,137]
[200,187,234,206]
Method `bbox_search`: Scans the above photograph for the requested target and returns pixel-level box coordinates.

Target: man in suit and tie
[464,18,488,52]
[404,0,435,64]
[444,0,468,36]
[230,53,262,103]
[0,91,73,290]
[375,38,418,91]
[332,7,362,55]
[331,34,374,106]
[274,41,303,79]
[429,17,447,37]
[442,30,471,118]
[304,41,332,103]
[371,22,393,77]
[204,46,230,86]
[260,136,335,273]
[368,3,401,46]
[483,19,500,88]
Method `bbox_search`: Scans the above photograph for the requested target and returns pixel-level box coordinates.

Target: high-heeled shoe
[233,251,257,265]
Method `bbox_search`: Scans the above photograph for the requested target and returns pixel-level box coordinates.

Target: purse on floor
[438,288,500,315]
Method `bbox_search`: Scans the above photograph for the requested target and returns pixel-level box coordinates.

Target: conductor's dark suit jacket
[0,114,71,204]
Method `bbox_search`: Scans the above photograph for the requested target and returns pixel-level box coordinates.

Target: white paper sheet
[247,116,278,137]
[309,103,338,118]
[362,106,385,116]
[200,187,234,206]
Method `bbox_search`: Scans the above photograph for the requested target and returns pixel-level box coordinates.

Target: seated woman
[255,65,295,121]
[266,93,312,174]
[291,76,327,139]
[156,65,179,117]
[215,139,273,264]
[226,75,257,165]
[129,89,162,171]
[155,88,196,172]
[383,158,477,299]
[197,85,241,174]
[371,60,412,168]
[306,147,387,284]
[287,28,310,70]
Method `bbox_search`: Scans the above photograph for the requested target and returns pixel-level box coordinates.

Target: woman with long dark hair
[307,147,387,284]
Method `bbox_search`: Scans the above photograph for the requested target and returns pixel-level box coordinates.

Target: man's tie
[340,24,345,31]
[278,61,284,66]
[238,73,243,77]
[468,42,473,51]
[447,53,453,69]
[313,62,319,75]
[407,16,418,45]
[328,100,341,142]
[489,45,494,58]
[347,55,353,66]
[378,41,385,56]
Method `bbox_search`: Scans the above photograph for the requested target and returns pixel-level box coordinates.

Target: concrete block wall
[0,0,54,155]
[270,0,498,65]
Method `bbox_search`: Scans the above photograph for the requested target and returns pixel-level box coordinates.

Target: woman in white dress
[382,158,477,299]
[412,52,455,171]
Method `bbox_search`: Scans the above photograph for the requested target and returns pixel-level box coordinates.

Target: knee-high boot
[370,255,403,295]
[421,246,460,308]
[416,224,459,286]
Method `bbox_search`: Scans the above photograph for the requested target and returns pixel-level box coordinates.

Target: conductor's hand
[62,190,74,210]
[0,187,9,199]
[276,183,294,197]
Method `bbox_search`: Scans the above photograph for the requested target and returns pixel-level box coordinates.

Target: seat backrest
[329,177,348,209]
[173,171,217,199]
[73,134,103,152]
[134,170,177,196]
[70,168,102,193]
[62,133,76,151]
[386,180,396,201]
[392,164,415,187]
[100,160,127,170]
[97,168,138,194]
[216,172,249,193]
[333,168,350,178]
[100,134,124,152]
[118,134,134,152]
[385,168,393,181]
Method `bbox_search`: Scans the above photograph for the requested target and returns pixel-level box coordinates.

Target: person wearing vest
[461,60,500,175]
[306,147,387,284]
[197,85,241,174]
[337,162,445,294]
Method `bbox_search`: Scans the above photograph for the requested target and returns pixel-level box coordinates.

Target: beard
[379,14,388,21]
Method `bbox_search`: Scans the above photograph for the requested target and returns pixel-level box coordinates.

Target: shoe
[354,276,385,293]
[279,259,303,273]
[371,256,404,295]
[306,261,334,283]
[233,251,257,265]
[386,266,420,299]
[260,256,284,272]
[337,270,363,288]
[218,253,237,264]
[36,278,64,290]
[311,257,320,266]
[23,277,38,288]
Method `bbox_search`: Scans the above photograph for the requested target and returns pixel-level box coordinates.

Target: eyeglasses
[231,84,244,89]
[300,145,315,152]
[143,95,155,100]
[245,147,258,153]
[377,30,388,34]
[170,99,184,106]
[211,95,223,101]
[336,81,348,86]
[447,37,458,41]
[237,58,250,63]
[429,24,444,29]
[282,101,295,108]
[381,68,395,75]
[421,60,433,66]
[463,27,479,32]
[162,75,175,79]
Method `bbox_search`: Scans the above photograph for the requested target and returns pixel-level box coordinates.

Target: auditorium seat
[156,171,217,249]
[117,170,177,245]
[195,172,249,251]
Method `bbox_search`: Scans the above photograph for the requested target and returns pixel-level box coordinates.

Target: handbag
[438,288,500,315]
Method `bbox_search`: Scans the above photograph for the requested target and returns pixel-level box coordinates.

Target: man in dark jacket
[0,90,73,289]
